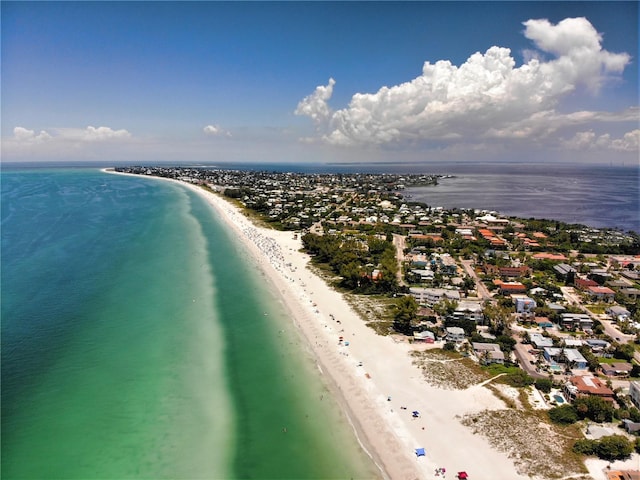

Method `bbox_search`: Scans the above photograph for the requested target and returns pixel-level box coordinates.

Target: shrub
[573,396,615,423]
[596,435,634,461]
[534,377,553,393]
[573,435,633,461]
[573,438,596,455]
[503,370,534,388]
[549,404,579,424]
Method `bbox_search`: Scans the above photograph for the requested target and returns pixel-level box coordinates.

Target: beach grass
[460,409,588,479]
[411,349,491,390]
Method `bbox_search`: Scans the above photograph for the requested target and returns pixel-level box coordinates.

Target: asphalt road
[460,259,492,300]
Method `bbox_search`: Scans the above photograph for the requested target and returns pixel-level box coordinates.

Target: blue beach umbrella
[415,448,425,457]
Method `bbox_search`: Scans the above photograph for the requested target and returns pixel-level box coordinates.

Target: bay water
[1,168,378,479]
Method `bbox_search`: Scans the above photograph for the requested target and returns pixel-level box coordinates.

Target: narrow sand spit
[103,169,542,479]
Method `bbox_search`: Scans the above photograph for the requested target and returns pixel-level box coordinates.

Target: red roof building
[494,280,527,294]
[532,252,567,261]
[575,278,599,291]
[565,375,614,401]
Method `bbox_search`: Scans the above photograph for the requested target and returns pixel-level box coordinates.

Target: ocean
[1,168,378,479]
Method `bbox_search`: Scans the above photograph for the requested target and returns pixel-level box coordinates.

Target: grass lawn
[585,304,607,314]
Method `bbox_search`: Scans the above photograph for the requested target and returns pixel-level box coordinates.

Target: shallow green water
[1,168,378,479]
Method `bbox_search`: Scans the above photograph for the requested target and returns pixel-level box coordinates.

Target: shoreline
[102,168,549,479]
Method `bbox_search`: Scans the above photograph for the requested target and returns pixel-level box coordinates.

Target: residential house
[600,362,632,377]
[530,333,554,349]
[494,280,527,295]
[607,306,631,322]
[445,326,466,343]
[621,288,640,301]
[564,375,615,402]
[410,269,435,282]
[413,331,436,343]
[534,317,554,328]
[586,286,616,302]
[453,301,484,323]
[472,343,505,364]
[543,347,588,370]
[409,287,461,305]
[554,263,577,281]
[610,255,640,269]
[512,295,537,314]
[432,253,458,275]
[547,303,566,314]
[575,277,599,291]
[584,339,610,353]
[560,313,593,331]
[588,269,613,285]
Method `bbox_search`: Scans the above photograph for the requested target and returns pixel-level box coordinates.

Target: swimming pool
[554,394,565,404]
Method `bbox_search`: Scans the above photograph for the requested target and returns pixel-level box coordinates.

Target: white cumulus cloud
[294,78,335,125]
[296,17,632,150]
[83,126,131,141]
[13,126,52,143]
[203,124,232,137]
[5,125,133,159]
[562,129,640,151]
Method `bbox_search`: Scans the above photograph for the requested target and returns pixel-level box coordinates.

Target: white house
[409,287,461,305]
[445,326,466,343]
[530,333,554,349]
[512,295,536,313]
[453,301,484,323]
[472,342,505,364]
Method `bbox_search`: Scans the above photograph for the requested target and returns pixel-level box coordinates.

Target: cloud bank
[12,125,131,143]
[4,125,133,160]
[295,17,634,153]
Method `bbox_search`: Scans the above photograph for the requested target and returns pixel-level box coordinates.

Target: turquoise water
[1,168,378,479]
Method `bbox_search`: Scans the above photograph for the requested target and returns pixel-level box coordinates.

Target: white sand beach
[103,169,542,479]
[174,179,534,480]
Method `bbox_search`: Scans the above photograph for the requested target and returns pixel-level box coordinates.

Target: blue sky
[2,1,638,164]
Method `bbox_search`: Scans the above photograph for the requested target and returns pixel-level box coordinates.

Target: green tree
[613,343,635,361]
[595,435,634,461]
[393,295,419,335]
[496,334,517,353]
[549,404,579,424]
[573,438,596,455]
[573,395,615,423]
[534,377,553,394]
[503,370,534,388]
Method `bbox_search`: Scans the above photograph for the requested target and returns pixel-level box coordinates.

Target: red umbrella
[457,472,468,479]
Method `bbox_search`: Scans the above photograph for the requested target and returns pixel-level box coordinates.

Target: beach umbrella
[412,410,420,417]
[457,472,468,479]
[415,448,425,457]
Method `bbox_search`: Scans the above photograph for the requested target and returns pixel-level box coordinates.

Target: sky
[2,1,638,165]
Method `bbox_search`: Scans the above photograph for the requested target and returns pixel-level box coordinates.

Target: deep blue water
[405,163,639,233]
